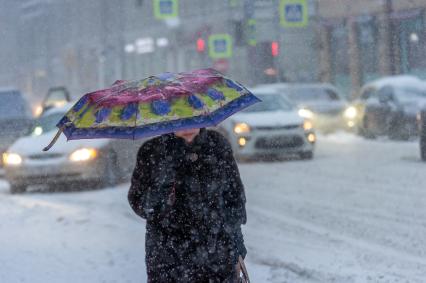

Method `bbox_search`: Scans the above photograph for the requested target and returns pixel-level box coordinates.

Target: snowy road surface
[0,133,425,283]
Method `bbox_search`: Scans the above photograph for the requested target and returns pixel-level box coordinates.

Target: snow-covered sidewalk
[0,133,425,282]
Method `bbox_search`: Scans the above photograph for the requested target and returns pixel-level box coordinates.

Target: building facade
[4,0,321,103]
[317,0,426,96]
[2,0,425,103]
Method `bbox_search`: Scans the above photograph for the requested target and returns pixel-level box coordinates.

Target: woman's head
[174,128,200,143]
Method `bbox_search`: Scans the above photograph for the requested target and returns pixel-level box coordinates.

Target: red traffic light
[271,41,279,57]
[197,38,206,52]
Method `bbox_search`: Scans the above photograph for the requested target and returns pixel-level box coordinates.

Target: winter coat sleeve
[215,133,247,259]
[128,142,152,219]
[218,134,247,228]
[128,139,177,221]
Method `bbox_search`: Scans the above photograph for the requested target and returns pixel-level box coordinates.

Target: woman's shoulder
[205,129,232,152]
[206,129,227,142]
[138,134,174,156]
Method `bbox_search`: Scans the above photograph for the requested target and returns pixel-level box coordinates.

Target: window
[244,94,293,112]
[360,87,376,100]
[31,112,66,135]
[330,22,350,77]
[357,17,378,76]
[285,87,341,102]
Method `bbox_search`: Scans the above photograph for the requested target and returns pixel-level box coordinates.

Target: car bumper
[229,127,315,159]
[4,157,105,186]
[313,115,356,133]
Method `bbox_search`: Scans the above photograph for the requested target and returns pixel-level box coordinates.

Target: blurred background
[1,0,425,106]
[1,1,426,282]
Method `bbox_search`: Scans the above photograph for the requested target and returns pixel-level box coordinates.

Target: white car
[256,83,357,133]
[217,90,316,160]
[3,104,141,194]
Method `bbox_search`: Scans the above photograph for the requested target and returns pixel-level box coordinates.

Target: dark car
[0,88,33,170]
[356,77,426,140]
[419,109,426,161]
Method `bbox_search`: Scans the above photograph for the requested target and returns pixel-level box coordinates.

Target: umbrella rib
[132,102,138,140]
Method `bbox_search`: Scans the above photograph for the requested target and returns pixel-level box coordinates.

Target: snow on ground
[0,132,425,283]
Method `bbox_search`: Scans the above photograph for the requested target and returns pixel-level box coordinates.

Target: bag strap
[238,256,250,283]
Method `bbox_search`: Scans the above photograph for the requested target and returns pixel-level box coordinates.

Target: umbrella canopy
[44,68,260,151]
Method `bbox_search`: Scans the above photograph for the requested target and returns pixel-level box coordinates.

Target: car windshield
[243,93,293,112]
[31,112,65,136]
[0,91,28,119]
[285,87,340,102]
[393,87,426,102]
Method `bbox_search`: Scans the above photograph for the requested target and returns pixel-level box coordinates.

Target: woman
[128,127,247,282]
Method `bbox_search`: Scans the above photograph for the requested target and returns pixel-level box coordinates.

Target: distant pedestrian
[128,127,248,282]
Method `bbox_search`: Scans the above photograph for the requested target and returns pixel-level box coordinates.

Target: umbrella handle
[43,127,64,151]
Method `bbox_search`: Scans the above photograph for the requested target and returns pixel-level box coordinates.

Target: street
[0,133,425,283]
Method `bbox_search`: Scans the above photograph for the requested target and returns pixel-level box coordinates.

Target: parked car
[0,88,33,172]
[217,89,316,161]
[3,103,141,194]
[355,76,426,140]
[419,108,426,161]
[257,83,356,133]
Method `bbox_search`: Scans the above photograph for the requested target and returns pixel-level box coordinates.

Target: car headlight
[33,126,43,136]
[344,106,358,119]
[69,148,98,162]
[298,108,314,119]
[3,153,23,166]
[303,120,313,131]
[33,104,43,117]
[234,123,251,134]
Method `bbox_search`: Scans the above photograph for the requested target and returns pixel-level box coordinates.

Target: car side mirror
[378,87,394,103]
[379,94,393,104]
[26,119,36,136]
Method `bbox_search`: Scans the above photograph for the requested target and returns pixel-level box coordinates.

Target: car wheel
[388,120,410,141]
[10,183,27,194]
[299,151,314,160]
[361,117,376,139]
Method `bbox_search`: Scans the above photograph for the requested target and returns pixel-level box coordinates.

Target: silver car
[217,91,316,161]
[3,104,141,194]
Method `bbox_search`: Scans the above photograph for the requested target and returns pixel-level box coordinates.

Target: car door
[362,88,382,135]
[374,86,396,135]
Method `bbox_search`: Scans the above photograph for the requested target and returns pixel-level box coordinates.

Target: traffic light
[271,41,279,57]
[197,38,206,53]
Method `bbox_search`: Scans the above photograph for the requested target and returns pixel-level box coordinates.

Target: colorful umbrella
[43,68,260,151]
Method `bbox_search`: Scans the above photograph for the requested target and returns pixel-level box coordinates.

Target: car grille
[255,135,304,149]
[253,124,300,131]
[27,153,63,160]
[317,109,342,116]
